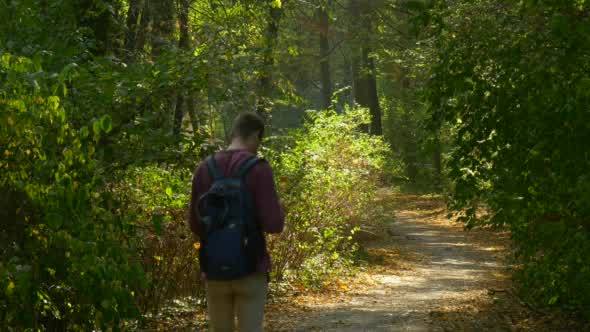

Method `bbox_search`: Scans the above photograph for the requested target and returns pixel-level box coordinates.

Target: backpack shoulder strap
[234,155,262,179]
[206,155,223,181]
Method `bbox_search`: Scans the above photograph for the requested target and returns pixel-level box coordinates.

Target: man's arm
[251,161,285,234]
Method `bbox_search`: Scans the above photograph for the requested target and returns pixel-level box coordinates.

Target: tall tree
[135,0,152,54]
[78,0,116,55]
[257,1,285,119]
[349,0,365,111]
[432,133,442,186]
[318,1,332,109]
[364,44,382,135]
[360,0,382,135]
[173,0,192,138]
[349,0,382,135]
[150,0,176,58]
[124,0,144,59]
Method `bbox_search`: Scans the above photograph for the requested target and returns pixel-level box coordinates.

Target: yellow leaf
[6,281,15,296]
[193,242,201,250]
[271,0,281,8]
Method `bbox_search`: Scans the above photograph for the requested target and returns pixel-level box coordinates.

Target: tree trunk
[40,0,48,17]
[186,93,201,140]
[150,0,175,58]
[173,94,185,138]
[173,0,192,138]
[349,0,369,131]
[318,2,332,109]
[401,109,418,183]
[360,0,382,135]
[93,6,112,55]
[78,0,113,55]
[349,0,363,108]
[135,0,151,54]
[365,47,382,135]
[353,49,370,133]
[433,133,442,188]
[257,2,284,120]
[349,0,382,134]
[124,0,144,59]
[178,0,190,51]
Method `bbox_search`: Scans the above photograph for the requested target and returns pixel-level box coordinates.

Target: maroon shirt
[188,149,285,274]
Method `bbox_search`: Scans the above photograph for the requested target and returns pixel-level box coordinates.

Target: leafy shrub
[428,0,590,317]
[0,53,144,329]
[112,166,203,315]
[0,50,387,328]
[263,108,388,287]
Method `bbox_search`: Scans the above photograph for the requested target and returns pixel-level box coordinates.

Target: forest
[1,0,589,330]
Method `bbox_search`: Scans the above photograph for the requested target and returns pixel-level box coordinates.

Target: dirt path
[266,191,582,331]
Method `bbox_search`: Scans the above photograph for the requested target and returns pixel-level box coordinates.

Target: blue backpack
[197,154,264,280]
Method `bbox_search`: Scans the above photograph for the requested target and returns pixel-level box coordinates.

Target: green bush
[0,53,144,329]
[263,108,388,287]
[427,0,590,316]
[113,166,202,315]
[0,51,388,328]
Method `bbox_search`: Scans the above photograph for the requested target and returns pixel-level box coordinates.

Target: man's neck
[227,142,247,151]
[227,140,256,154]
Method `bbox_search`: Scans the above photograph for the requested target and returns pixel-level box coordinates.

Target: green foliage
[0,52,144,329]
[114,166,191,219]
[264,108,388,287]
[375,1,445,189]
[112,166,201,315]
[427,0,590,316]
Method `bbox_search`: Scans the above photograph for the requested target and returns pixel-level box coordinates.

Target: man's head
[229,112,265,153]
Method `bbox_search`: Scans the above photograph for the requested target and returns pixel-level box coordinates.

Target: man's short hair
[230,112,265,140]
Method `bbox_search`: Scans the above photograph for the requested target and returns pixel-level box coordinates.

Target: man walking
[189,112,285,331]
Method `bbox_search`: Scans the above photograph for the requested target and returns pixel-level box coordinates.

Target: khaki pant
[206,273,268,332]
